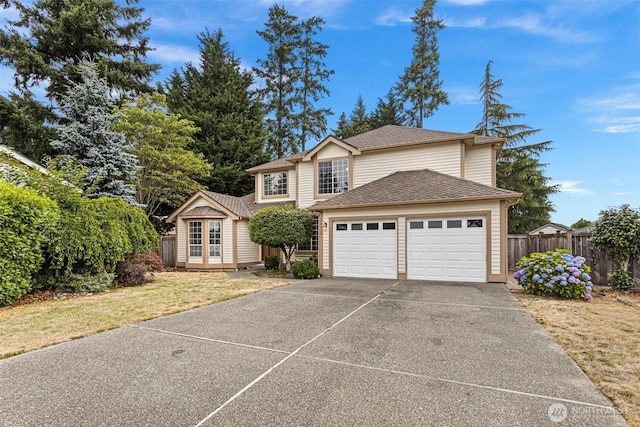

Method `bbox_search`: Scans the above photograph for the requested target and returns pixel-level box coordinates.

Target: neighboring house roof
[0,144,49,175]
[246,125,505,173]
[529,222,572,234]
[573,225,594,235]
[310,169,521,210]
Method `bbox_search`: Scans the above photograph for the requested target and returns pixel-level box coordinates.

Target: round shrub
[0,182,59,306]
[514,250,593,300]
[291,259,320,280]
[264,255,280,271]
[609,268,635,290]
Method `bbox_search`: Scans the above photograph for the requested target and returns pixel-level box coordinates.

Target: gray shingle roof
[246,126,505,173]
[344,125,472,150]
[181,206,227,217]
[310,169,520,209]
[201,191,293,217]
[246,152,306,173]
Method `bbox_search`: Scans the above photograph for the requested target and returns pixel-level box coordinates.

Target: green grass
[0,272,290,359]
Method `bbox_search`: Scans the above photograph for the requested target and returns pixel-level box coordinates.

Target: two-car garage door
[333,217,486,282]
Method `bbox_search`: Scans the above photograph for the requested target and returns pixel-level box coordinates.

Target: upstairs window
[318,158,348,194]
[263,172,287,196]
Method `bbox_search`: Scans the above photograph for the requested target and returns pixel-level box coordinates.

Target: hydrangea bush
[514,250,593,300]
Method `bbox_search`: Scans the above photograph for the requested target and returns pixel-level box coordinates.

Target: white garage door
[333,220,397,279]
[407,217,486,282]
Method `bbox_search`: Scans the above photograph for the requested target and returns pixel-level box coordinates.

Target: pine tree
[0,0,158,100]
[0,92,56,161]
[52,63,138,204]
[472,61,557,233]
[0,0,158,159]
[370,89,408,128]
[162,29,269,196]
[255,5,302,158]
[333,96,373,139]
[298,16,333,151]
[396,0,449,128]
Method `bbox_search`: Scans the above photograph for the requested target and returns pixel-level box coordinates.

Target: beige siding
[176,198,220,263]
[297,161,315,208]
[397,216,406,274]
[320,200,503,277]
[237,220,260,263]
[464,146,493,186]
[222,218,234,264]
[353,143,462,188]
[256,169,296,204]
[317,143,349,160]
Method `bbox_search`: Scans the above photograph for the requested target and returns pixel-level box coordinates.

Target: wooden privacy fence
[160,235,176,268]
[507,233,639,286]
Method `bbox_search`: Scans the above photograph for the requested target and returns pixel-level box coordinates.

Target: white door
[407,217,486,282]
[333,220,397,279]
[208,220,222,264]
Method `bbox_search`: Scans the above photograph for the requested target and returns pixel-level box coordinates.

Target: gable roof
[181,206,227,217]
[302,135,361,161]
[310,169,521,210]
[167,190,293,222]
[246,125,505,173]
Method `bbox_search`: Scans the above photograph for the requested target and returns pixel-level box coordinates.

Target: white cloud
[447,86,479,105]
[614,191,640,196]
[375,8,412,27]
[576,86,640,134]
[443,16,487,28]
[595,117,640,134]
[551,180,592,195]
[148,43,200,65]
[497,12,600,43]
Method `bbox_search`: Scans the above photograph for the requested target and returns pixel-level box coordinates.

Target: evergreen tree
[0,0,158,100]
[0,0,158,159]
[396,0,449,128]
[0,92,56,161]
[52,63,138,204]
[333,95,373,139]
[472,61,557,233]
[370,89,408,128]
[112,93,212,217]
[255,5,302,158]
[298,16,333,151]
[162,29,269,196]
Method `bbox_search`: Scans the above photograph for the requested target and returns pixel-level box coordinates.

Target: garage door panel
[408,217,486,282]
[333,221,397,279]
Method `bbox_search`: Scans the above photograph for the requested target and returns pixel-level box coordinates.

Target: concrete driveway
[0,278,626,426]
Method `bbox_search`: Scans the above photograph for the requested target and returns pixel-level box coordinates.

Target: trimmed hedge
[0,182,59,306]
[291,259,320,279]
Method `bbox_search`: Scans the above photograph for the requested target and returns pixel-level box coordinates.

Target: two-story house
[167,125,521,283]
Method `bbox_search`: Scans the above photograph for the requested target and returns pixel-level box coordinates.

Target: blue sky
[1,0,639,227]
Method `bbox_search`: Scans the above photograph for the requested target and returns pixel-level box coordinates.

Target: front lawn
[0,272,289,359]
[515,288,640,427]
